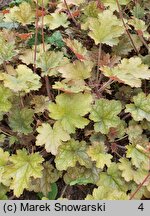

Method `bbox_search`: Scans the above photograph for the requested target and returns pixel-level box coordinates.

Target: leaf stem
[60,185,68,198]
[34,0,39,73]
[116,144,126,149]
[41,0,53,101]
[96,43,102,81]
[116,0,139,54]
[137,33,150,54]
[115,135,128,142]
[41,0,45,52]
[0,125,15,136]
[98,78,114,93]
[129,172,150,200]
[64,0,78,26]
[122,113,131,120]
[114,151,122,158]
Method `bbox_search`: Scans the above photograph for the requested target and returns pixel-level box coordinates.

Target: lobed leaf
[4,149,44,197]
[9,108,34,135]
[126,92,150,121]
[49,93,92,133]
[55,139,92,171]
[0,85,12,113]
[36,122,70,155]
[89,98,122,134]
[2,64,41,93]
[85,185,129,200]
[88,10,124,46]
[43,13,70,30]
[102,57,150,87]
[87,143,112,169]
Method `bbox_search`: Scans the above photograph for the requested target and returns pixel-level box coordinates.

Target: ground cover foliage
[0,0,150,200]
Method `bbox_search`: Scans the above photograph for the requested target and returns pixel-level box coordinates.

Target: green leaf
[119,158,148,184]
[53,80,91,93]
[4,149,44,197]
[58,60,93,80]
[113,34,142,56]
[47,183,58,200]
[85,186,128,200]
[9,108,34,134]
[97,163,128,192]
[87,143,112,169]
[46,31,64,48]
[102,57,150,87]
[2,64,41,93]
[30,95,49,113]
[0,184,8,200]
[126,144,150,170]
[126,122,143,140]
[89,98,122,134]
[64,165,100,185]
[0,148,9,185]
[132,3,145,19]
[88,10,124,46]
[27,33,42,47]
[141,54,150,67]
[36,51,68,76]
[30,162,61,197]
[126,122,149,147]
[36,122,70,155]
[0,32,17,64]
[55,139,92,171]
[43,13,70,30]
[11,2,35,25]
[125,92,150,121]
[49,93,92,133]
[101,0,131,11]
[0,85,12,113]
[39,182,58,200]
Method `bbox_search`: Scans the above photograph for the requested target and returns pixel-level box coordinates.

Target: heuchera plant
[0,0,150,200]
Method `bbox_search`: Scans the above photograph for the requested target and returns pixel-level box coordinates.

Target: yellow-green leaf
[89,98,122,134]
[58,60,93,80]
[87,143,112,169]
[0,148,9,185]
[55,139,92,171]
[85,186,129,200]
[88,10,124,46]
[36,122,70,155]
[126,92,150,121]
[48,93,92,133]
[4,149,44,197]
[102,57,150,87]
[43,13,69,30]
[2,64,41,93]
[11,2,35,25]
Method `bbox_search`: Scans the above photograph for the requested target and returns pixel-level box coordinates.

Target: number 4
[138,203,144,211]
